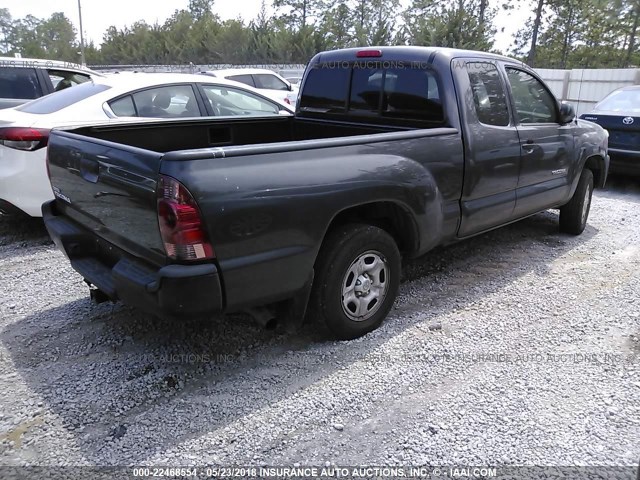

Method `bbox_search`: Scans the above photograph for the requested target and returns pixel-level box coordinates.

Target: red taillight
[0,127,49,151]
[356,49,383,58]
[157,175,214,261]
[284,97,291,105]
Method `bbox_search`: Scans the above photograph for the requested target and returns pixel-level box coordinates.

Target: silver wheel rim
[341,250,389,322]
[581,185,591,225]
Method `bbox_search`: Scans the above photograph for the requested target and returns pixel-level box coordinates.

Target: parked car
[580,85,640,175]
[0,72,292,217]
[43,46,608,340]
[285,76,302,85]
[200,68,299,108]
[0,57,103,110]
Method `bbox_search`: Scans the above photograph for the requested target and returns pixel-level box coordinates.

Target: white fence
[536,68,640,116]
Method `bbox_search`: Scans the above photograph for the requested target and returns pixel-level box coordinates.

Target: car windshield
[595,89,640,113]
[16,81,111,114]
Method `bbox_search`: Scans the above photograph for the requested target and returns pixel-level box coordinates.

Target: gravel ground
[0,175,638,475]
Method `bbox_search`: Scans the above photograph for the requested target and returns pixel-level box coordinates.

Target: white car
[0,73,293,217]
[0,56,103,109]
[200,69,299,108]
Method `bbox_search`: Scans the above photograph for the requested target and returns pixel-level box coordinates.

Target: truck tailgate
[46,129,166,266]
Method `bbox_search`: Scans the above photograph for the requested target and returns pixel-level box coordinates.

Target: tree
[624,0,640,66]
[319,0,353,49]
[403,0,495,50]
[39,12,78,61]
[351,0,400,46]
[9,15,45,58]
[216,19,251,63]
[534,0,586,68]
[272,0,323,29]
[0,8,12,54]
[527,0,546,66]
[188,0,215,21]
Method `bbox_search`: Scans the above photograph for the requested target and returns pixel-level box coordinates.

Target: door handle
[80,157,100,183]
[521,140,536,152]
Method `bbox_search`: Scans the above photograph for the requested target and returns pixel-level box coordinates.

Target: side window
[109,95,136,116]
[227,74,255,87]
[201,85,280,115]
[466,62,510,126]
[253,74,289,91]
[0,68,42,99]
[382,67,443,122]
[131,85,200,118]
[47,69,91,92]
[506,68,557,124]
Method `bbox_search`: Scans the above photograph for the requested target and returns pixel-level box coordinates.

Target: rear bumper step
[43,200,224,319]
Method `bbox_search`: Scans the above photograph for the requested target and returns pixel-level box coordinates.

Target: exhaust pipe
[245,307,278,330]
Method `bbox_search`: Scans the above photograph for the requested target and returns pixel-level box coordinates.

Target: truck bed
[68,115,421,153]
[46,114,463,314]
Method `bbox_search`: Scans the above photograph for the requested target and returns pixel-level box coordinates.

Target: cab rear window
[299,63,443,125]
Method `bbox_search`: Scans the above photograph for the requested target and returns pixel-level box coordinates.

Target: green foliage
[511,0,640,68]
[0,0,638,68]
[403,0,496,51]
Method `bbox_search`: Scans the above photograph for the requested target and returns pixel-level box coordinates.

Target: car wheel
[312,223,401,340]
[559,168,594,235]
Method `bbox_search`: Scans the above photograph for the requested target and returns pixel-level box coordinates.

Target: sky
[1,0,531,55]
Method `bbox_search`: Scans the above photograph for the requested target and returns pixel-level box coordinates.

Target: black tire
[559,168,594,235]
[312,223,401,340]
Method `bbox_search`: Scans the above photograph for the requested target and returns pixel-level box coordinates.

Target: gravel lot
[0,175,638,475]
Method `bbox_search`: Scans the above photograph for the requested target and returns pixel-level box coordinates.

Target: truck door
[503,67,574,217]
[456,60,521,237]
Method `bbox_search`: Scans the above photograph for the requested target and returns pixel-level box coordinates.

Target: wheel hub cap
[341,250,389,322]
[355,275,372,296]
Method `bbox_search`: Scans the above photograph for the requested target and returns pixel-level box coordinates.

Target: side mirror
[559,102,576,124]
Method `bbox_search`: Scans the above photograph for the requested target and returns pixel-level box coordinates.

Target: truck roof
[310,46,526,68]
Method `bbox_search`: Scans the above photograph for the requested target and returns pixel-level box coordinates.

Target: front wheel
[559,168,594,235]
[312,224,401,340]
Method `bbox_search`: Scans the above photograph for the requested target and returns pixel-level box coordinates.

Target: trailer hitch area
[85,281,111,305]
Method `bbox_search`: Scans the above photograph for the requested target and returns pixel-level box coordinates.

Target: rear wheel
[559,168,594,235]
[312,224,401,340]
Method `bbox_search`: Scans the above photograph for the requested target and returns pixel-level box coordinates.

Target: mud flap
[278,270,315,334]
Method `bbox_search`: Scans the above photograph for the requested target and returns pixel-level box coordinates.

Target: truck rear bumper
[43,201,224,319]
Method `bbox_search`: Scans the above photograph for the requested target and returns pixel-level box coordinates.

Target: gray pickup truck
[42,46,609,339]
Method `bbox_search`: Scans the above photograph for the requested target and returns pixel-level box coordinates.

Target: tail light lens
[157,175,214,262]
[0,127,49,151]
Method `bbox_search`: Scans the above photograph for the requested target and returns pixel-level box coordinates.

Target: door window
[124,85,201,118]
[47,69,91,92]
[506,68,557,124]
[253,74,289,91]
[226,74,255,87]
[109,95,136,116]
[201,85,280,115]
[466,62,510,126]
